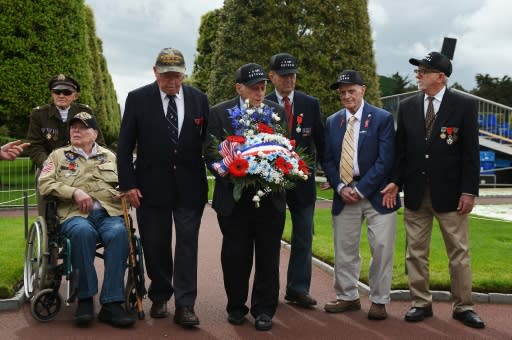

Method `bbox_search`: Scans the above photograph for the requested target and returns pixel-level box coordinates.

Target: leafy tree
[195,0,381,118]
[192,8,222,93]
[472,74,512,107]
[84,5,120,146]
[449,82,467,92]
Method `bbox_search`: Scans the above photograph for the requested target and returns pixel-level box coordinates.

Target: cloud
[85,0,512,108]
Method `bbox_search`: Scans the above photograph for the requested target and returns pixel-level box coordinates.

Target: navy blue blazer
[391,89,479,212]
[117,81,209,209]
[322,101,399,215]
[266,90,325,206]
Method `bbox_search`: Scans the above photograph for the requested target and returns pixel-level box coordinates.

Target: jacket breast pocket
[94,162,118,184]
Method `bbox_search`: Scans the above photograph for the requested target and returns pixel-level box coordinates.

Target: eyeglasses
[52,89,74,96]
[414,68,441,75]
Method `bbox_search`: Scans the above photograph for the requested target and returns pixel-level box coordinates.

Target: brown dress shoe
[174,306,200,327]
[368,303,387,320]
[324,298,361,313]
[150,301,169,318]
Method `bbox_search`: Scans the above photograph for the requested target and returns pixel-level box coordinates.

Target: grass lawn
[283,207,512,293]
[2,180,511,298]
[0,216,32,298]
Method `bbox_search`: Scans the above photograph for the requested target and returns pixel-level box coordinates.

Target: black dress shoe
[227,310,246,325]
[174,306,200,327]
[453,310,485,329]
[74,297,94,325]
[254,313,272,331]
[98,302,136,327]
[285,292,317,308]
[150,301,169,318]
[404,306,433,322]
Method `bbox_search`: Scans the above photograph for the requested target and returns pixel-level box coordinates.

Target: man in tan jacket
[39,112,134,328]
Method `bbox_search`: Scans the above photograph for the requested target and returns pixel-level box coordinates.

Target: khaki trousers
[404,189,474,312]
[333,199,397,304]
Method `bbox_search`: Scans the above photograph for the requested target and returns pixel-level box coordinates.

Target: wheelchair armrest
[44,195,60,232]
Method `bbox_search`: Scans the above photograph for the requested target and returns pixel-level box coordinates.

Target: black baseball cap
[269,53,298,75]
[329,70,364,90]
[70,112,98,130]
[235,63,269,86]
[409,51,452,77]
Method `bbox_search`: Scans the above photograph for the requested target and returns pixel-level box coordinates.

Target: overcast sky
[84,0,512,109]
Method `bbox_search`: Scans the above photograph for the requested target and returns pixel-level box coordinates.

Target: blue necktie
[166,95,178,145]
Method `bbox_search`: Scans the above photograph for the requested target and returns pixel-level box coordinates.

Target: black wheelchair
[23,196,146,322]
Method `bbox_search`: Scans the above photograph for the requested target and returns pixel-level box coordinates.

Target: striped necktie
[166,95,178,145]
[283,96,293,135]
[425,96,435,138]
[339,115,356,185]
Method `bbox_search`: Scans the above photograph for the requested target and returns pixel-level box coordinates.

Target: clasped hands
[339,186,361,204]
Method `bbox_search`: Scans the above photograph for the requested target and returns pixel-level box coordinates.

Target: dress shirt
[423,86,446,118]
[336,101,365,195]
[160,89,184,135]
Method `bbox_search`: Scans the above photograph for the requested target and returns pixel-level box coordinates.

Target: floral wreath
[211,99,309,206]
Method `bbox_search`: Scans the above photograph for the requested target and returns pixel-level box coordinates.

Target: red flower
[194,117,204,126]
[446,127,453,134]
[227,135,246,143]
[228,157,249,177]
[298,159,309,175]
[276,157,293,174]
[257,122,274,134]
[289,139,296,148]
[68,163,76,170]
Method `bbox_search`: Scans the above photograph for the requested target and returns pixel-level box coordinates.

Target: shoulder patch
[33,104,50,111]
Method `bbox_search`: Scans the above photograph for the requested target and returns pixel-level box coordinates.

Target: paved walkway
[1,203,512,339]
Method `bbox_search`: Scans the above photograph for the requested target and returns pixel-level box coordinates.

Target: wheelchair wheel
[30,288,62,322]
[24,217,48,299]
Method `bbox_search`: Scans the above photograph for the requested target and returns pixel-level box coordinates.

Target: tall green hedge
[0,1,119,146]
[193,0,381,118]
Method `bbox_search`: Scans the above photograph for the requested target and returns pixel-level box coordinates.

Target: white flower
[253,195,261,202]
[296,127,301,133]
[257,190,264,197]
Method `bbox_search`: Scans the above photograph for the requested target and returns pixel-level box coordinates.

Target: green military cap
[48,74,80,92]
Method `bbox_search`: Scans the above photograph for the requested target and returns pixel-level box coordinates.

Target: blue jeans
[60,208,128,304]
[287,202,315,295]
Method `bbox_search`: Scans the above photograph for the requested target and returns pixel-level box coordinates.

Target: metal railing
[381,89,512,143]
[0,157,36,208]
[381,89,512,186]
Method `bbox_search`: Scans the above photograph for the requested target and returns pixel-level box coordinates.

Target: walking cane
[122,197,145,320]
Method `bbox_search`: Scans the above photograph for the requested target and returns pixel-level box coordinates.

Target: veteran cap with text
[235,63,269,86]
[155,47,186,74]
[48,74,80,92]
[409,51,452,77]
[70,112,98,130]
[329,70,364,89]
[269,53,298,75]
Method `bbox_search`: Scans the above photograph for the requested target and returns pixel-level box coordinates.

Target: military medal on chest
[440,126,447,140]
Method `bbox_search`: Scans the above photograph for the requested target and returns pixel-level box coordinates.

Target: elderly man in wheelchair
[37,112,136,327]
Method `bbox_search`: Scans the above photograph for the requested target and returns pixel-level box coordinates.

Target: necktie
[166,95,179,145]
[339,115,356,185]
[283,96,293,134]
[425,96,435,138]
